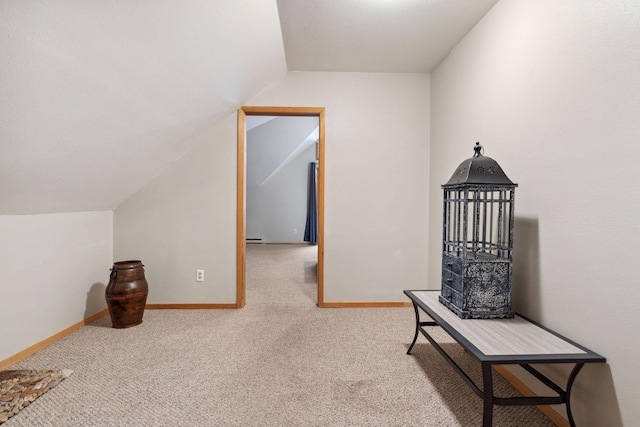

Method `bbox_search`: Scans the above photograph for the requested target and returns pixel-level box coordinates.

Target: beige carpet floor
[5,244,555,426]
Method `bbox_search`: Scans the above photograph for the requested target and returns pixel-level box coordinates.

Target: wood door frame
[237,106,325,308]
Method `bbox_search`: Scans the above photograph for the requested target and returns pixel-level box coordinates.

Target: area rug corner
[0,369,73,424]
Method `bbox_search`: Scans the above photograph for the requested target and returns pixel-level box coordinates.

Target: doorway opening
[237,106,325,307]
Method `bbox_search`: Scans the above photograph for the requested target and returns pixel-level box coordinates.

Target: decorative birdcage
[439,142,517,319]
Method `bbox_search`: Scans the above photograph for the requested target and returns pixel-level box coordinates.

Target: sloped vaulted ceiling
[277,0,499,73]
[1,0,498,215]
[0,0,286,214]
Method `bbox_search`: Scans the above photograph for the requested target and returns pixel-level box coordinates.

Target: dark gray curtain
[304,161,318,245]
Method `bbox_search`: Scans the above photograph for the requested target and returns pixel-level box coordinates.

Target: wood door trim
[241,106,322,116]
[237,110,246,308]
[237,106,325,307]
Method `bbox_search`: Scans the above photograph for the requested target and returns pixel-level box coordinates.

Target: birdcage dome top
[442,142,517,188]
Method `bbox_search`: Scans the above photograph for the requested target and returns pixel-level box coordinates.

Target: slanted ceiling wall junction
[0,1,287,214]
[1,0,496,214]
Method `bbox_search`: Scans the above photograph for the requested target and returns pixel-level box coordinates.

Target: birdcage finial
[473,142,483,157]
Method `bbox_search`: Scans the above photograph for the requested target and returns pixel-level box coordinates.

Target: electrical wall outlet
[196,269,204,282]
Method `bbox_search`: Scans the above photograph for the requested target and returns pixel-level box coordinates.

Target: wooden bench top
[405,290,605,364]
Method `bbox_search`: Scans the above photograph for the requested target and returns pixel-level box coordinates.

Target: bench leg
[566,363,584,427]
[482,363,494,427]
[407,301,420,355]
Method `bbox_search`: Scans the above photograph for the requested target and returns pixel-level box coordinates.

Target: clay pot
[105,260,149,328]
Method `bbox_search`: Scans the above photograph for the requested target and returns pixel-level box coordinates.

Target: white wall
[114,116,238,304]
[0,211,112,363]
[429,1,640,425]
[0,0,286,215]
[250,72,431,301]
[114,71,430,304]
[246,116,318,243]
[247,145,316,243]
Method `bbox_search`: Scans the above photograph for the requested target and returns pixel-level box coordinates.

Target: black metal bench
[404,290,606,427]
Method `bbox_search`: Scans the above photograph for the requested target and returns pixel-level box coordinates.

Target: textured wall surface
[0,0,286,214]
[0,211,113,362]
[114,72,430,304]
[114,116,238,304]
[250,72,431,302]
[429,1,640,425]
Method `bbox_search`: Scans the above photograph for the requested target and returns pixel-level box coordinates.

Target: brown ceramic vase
[105,260,149,328]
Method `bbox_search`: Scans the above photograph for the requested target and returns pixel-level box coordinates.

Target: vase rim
[113,260,143,268]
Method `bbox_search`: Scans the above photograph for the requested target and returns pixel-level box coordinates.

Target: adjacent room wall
[247,145,316,243]
[0,211,113,363]
[114,71,430,304]
[246,116,318,243]
[429,1,639,425]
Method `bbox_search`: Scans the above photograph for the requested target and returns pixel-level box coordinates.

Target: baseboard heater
[246,238,265,244]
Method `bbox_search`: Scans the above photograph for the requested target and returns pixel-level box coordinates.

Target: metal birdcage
[439,142,517,319]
